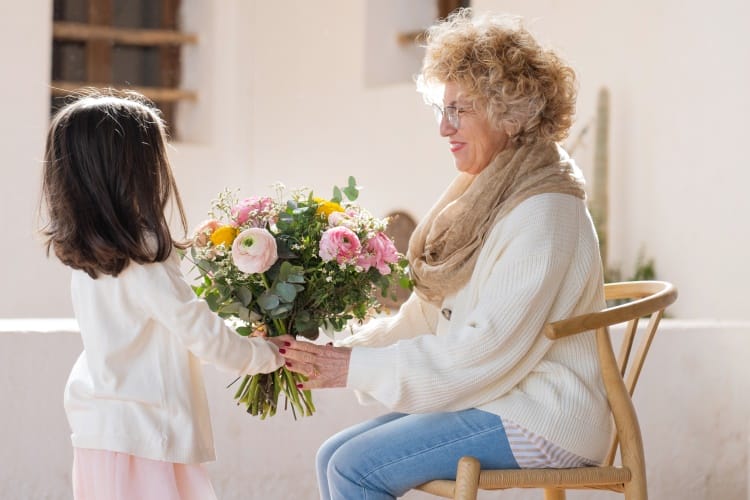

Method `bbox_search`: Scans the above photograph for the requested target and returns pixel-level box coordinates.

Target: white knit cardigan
[339,193,613,461]
[64,251,283,464]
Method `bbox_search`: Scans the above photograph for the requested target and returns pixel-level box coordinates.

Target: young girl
[41,91,284,500]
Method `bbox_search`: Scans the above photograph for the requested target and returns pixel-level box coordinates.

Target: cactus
[591,87,610,277]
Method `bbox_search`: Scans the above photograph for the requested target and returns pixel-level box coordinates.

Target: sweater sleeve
[346,196,583,413]
[335,292,439,348]
[135,253,284,376]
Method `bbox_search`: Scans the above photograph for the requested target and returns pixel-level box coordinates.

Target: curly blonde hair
[419,9,577,146]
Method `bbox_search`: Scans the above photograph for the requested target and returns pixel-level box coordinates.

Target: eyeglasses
[432,103,474,129]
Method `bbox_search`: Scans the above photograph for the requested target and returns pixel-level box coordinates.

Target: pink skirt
[73,448,218,500]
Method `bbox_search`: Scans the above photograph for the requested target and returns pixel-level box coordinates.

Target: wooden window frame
[51,0,197,135]
[397,0,469,46]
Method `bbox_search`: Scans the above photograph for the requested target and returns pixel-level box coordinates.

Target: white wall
[3,320,747,499]
[474,0,750,320]
[0,0,70,316]
[2,3,750,498]
[5,0,749,320]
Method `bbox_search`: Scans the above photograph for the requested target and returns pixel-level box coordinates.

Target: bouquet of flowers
[189,177,411,419]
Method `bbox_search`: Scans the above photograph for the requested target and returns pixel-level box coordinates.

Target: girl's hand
[276,336,351,389]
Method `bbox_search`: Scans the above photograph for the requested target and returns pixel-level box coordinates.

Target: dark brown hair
[41,90,188,278]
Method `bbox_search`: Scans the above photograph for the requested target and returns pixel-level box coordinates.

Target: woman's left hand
[272,335,351,389]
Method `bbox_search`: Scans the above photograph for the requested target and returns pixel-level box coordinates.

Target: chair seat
[418,466,631,497]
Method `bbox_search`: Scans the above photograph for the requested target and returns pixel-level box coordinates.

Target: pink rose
[231,228,278,274]
[357,232,399,275]
[231,196,275,227]
[319,226,361,264]
[192,219,221,247]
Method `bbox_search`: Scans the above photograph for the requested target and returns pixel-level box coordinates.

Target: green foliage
[604,247,657,284]
[186,179,412,419]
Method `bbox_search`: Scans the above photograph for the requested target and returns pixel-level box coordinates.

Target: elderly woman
[276,9,611,500]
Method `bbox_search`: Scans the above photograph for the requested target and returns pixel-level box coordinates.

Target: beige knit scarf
[407,140,586,306]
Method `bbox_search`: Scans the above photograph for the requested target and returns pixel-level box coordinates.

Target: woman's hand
[273,335,351,389]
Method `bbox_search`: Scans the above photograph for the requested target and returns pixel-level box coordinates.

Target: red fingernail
[278,348,286,354]
[285,361,292,367]
[284,341,291,347]
[296,384,303,389]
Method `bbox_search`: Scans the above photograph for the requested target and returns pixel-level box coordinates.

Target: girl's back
[42,91,283,499]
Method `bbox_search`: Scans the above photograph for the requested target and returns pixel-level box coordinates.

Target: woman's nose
[439,115,456,136]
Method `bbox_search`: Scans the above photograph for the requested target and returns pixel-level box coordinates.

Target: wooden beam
[438,0,463,19]
[86,0,112,83]
[159,0,182,135]
[53,21,198,46]
[51,81,198,103]
[397,30,427,47]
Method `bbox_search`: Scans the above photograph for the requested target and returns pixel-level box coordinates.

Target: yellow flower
[313,197,344,217]
[210,225,239,247]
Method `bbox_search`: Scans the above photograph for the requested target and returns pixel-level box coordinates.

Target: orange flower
[210,225,238,247]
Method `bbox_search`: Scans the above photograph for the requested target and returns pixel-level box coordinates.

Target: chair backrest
[544,281,678,469]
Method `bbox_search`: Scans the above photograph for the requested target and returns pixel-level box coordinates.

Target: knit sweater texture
[340,193,612,461]
[64,251,283,464]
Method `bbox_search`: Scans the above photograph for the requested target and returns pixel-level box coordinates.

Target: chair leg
[453,456,480,500]
[543,487,566,500]
[623,476,648,500]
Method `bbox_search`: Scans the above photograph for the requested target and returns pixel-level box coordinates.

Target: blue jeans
[316,409,519,499]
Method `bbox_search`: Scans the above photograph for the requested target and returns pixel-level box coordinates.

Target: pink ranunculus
[327,211,357,230]
[231,196,275,227]
[357,232,399,275]
[327,211,347,226]
[192,219,222,248]
[319,226,361,264]
[231,228,278,274]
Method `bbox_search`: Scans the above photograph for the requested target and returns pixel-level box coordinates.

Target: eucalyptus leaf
[258,292,280,310]
[236,287,253,307]
[274,282,297,302]
[269,304,293,318]
[332,186,342,203]
[238,305,251,322]
[278,261,293,282]
[220,302,242,315]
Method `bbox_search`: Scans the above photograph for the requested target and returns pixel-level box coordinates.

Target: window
[397,0,470,46]
[51,0,197,139]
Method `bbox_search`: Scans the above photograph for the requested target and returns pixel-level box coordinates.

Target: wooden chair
[415,280,678,500]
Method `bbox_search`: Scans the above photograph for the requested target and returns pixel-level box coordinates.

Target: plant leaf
[236,287,253,307]
[332,186,342,203]
[236,325,253,336]
[258,292,280,310]
[274,282,297,302]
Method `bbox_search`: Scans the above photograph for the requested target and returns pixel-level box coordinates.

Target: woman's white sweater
[339,193,612,461]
